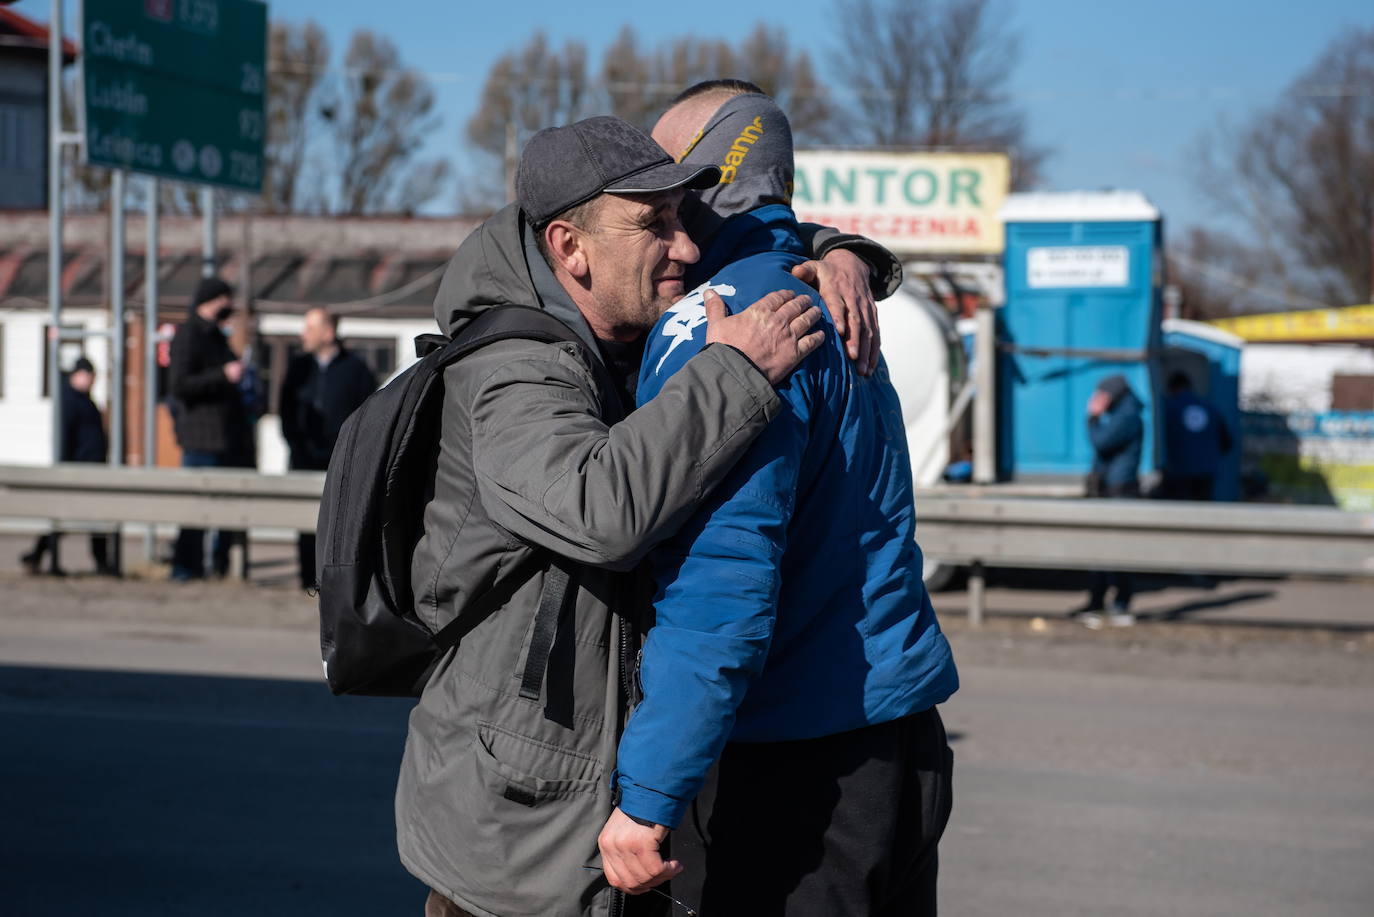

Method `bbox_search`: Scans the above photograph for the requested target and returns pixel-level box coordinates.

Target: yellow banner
[1209,304,1374,341]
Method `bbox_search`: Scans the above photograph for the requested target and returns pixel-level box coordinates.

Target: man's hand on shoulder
[597,807,681,894]
[792,249,881,376]
[704,288,824,385]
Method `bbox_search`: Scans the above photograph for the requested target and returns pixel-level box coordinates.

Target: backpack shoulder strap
[434,305,584,367]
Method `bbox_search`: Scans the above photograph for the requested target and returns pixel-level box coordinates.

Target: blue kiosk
[998,192,1164,482]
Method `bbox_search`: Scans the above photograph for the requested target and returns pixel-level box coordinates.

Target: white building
[0,209,478,469]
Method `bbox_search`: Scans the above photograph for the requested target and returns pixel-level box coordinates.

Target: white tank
[875,285,964,587]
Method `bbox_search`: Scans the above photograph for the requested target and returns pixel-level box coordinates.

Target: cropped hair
[665,79,768,108]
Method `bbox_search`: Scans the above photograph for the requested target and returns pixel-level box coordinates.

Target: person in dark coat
[278,307,377,588]
[1078,374,1145,626]
[167,276,246,581]
[21,357,115,575]
[1161,371,1232,500]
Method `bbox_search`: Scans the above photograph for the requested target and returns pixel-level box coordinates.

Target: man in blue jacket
[1161,371,1232,500]
[597,84,959,915]
[1078,374,1145,626]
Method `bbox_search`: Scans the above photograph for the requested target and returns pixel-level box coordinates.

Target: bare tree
[1191,27,1374,309]
[396,160,451,217]
[599,26,835,141]
[1166,226,1300,320]
[602,26,659,128]
[465,32,591,205]
[462,24,839,206]
[716,25,833,142]
[263,20,329,213]
[834,0,1045,187]
[326,30,449,215]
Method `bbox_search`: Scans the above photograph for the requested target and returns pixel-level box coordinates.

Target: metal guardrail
[0,464,324,531]
[915,493,1374,578]
[2,464,1372,623]
[912,493,1374,623]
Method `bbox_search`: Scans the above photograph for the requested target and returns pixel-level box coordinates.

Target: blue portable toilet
[1160,319,1243,500]
[997,192,1163,480]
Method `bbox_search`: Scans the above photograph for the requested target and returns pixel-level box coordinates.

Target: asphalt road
[1,572,1371,916]
[0,664,422,915]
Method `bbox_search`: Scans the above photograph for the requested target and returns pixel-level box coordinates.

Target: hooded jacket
[1088,375,1145,493]
[614,204,959,828]
[396,204,782,917]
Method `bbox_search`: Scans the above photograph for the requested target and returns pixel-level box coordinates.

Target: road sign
[82,0,266,193]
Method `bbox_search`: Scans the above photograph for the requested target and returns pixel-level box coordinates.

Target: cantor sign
[792,150,1010,256]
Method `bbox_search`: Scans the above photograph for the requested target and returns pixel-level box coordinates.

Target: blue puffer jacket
[613,205,959,828]
[1088,389,1144,492]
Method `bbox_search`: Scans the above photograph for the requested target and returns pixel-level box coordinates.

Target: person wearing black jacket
[167,277,247,581]
[21,357,114,575]
[279,307,377,588]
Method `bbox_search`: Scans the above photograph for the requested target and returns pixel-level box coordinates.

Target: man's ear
[544,221,589,279]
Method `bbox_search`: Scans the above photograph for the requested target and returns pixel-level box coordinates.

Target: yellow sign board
[1209,304,1374,342]
[792,150,1011,257]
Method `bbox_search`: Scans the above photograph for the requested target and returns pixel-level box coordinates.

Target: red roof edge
[0,8,79,61]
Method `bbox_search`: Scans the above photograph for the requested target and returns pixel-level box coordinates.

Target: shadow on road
[1145,589,1279,622]
[971,567,1285,597]
[0,665,425,916]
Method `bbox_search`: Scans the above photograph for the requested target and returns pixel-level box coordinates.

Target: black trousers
[25,532,111,573]
[1159,474,1214,501]
[670,707,954,917]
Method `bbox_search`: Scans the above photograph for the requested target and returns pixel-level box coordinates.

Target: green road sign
[82,0,266,193]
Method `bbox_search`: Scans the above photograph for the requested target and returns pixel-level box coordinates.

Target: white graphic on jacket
[655,282,737,374]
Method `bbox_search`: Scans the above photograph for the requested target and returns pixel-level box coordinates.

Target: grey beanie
[676,93,795,245]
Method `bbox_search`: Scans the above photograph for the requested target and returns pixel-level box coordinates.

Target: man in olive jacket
[400,118,826,917]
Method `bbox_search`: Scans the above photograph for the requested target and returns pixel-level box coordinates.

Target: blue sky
[19,0,1373,232]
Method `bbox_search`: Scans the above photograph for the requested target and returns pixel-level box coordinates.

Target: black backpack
[316,305,581,697]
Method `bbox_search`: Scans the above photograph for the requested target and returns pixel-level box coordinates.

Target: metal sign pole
[47,0,64,465]
[201,186,216,277]
[972,302,998,484]
[144,176,159,561]
[109,169,126,468]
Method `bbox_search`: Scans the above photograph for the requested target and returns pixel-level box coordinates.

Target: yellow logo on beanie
[719,116,765,185]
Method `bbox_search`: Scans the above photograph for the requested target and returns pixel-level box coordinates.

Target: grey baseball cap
[516,116,720,227]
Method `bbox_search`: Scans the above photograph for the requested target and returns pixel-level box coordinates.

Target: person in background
[1160,371,1232,501]
[20,356,115,576]
[167,277,245,582]
[1077,374,1144,627]
[213,310,266,578]
[279,307,377,589]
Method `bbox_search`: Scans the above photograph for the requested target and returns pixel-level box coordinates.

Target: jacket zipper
[619,618,636,705]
